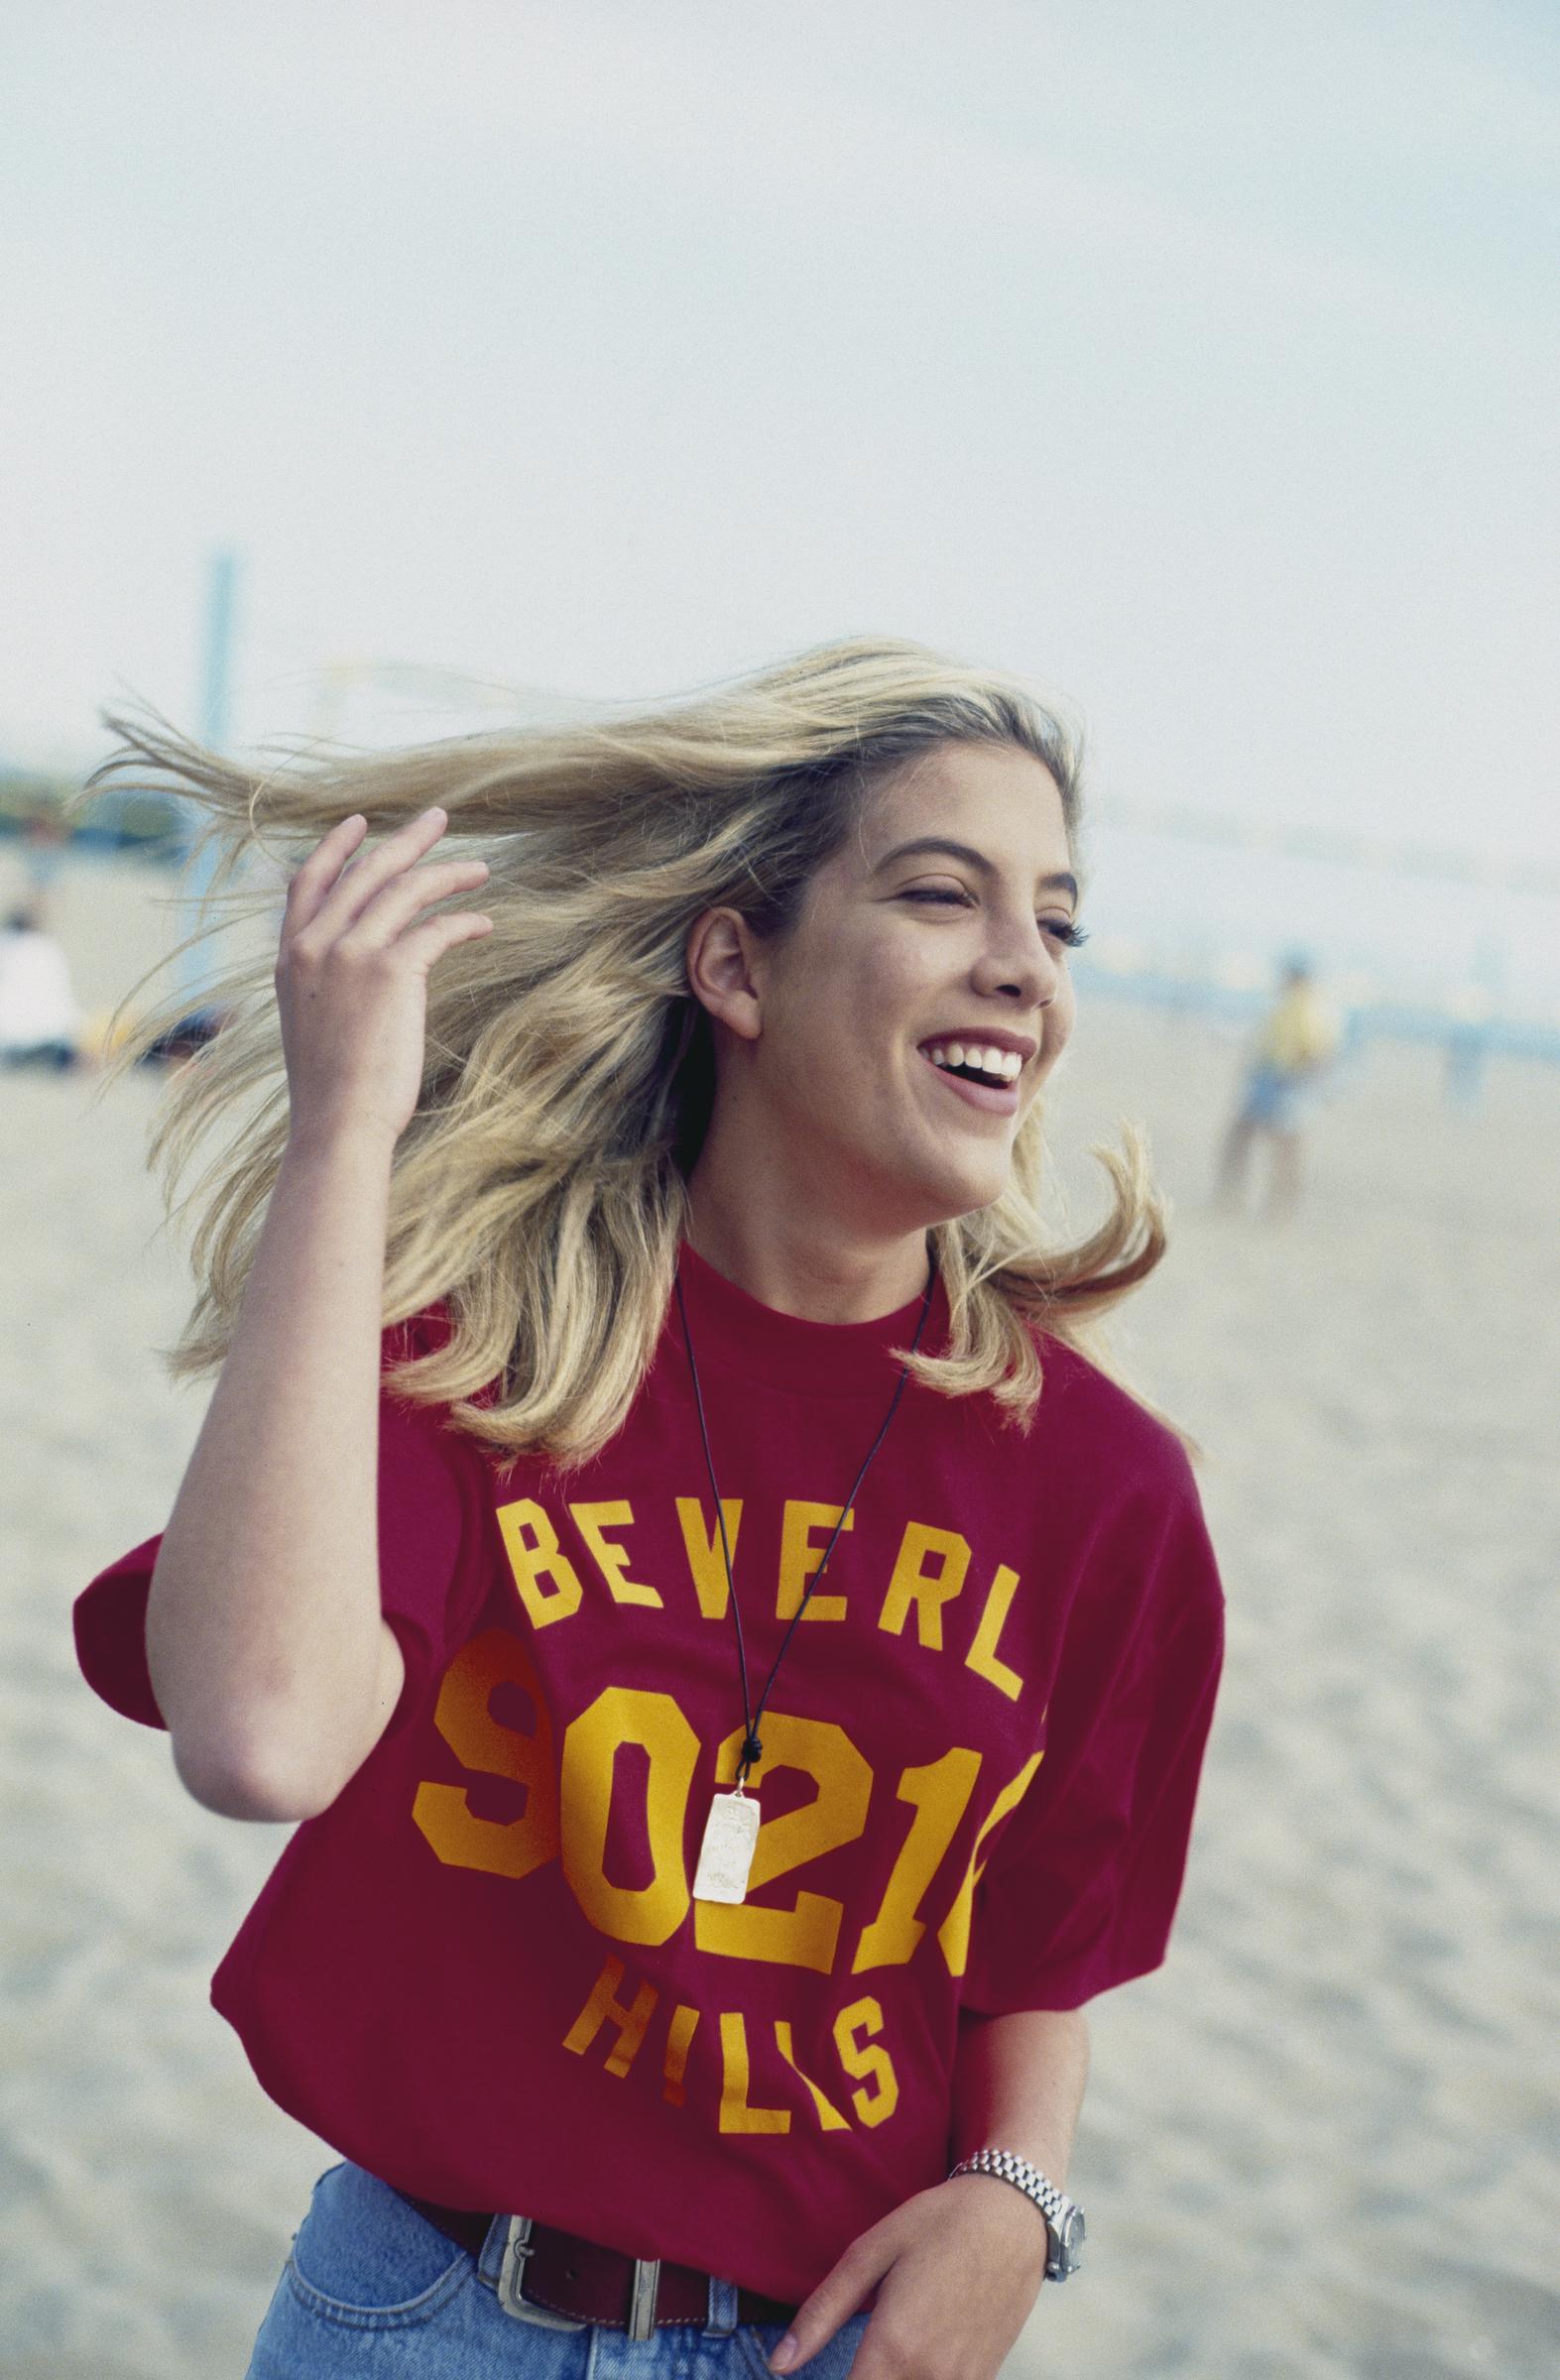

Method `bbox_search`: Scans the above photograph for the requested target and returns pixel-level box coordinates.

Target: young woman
[74,637,1225,2379]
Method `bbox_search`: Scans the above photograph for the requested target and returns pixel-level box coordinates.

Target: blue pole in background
[200,548,236,752]
[172,548,238,1015]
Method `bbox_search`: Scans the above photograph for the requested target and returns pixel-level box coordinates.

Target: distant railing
[1099,796,1560,900]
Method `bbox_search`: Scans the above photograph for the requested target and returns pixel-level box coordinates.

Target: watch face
[1060,2207,1085,2262]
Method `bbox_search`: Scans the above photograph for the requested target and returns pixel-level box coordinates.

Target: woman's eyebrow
[870,836,1078,902]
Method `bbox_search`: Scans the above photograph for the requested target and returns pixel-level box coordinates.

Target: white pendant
[691,1790,761,1904]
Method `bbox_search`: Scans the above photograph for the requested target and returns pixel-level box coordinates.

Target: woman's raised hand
[275,805,492,1150]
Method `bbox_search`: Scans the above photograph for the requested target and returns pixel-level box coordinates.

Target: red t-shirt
[73,1241,1225,2303]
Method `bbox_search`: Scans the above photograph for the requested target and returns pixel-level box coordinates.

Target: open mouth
[916,1043,1022,1115]
[923,1041,1022,1086]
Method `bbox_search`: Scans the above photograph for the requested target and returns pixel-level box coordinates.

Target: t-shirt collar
[670,1237,951,1398]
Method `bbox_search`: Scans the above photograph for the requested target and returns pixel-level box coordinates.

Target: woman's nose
[974,918,1062,1007]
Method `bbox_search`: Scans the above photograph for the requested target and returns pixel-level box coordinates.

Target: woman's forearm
[143,805,494,1822]
[146,1123,399,1820]
[948,2006,1091,2184]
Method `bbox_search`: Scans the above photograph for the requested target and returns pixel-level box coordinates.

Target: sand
[3,850,1557,2377]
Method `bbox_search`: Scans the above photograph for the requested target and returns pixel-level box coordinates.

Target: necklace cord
[674,1248,939,1789]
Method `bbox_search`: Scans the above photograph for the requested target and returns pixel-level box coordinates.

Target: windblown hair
[91,636,1167,1473]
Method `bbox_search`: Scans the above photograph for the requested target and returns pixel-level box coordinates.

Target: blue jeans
[246,2161,869,2377]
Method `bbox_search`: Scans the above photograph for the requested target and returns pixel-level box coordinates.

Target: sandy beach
[3,850,1557,2378]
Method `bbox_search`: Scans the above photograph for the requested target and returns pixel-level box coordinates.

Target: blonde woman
[75,639,1225,2379]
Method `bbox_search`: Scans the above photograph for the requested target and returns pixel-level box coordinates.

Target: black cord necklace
[674,1240,940,1905]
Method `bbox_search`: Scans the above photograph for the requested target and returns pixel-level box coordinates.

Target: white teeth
[922,1042,1025,1084]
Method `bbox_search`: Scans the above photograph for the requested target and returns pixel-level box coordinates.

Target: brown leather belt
[399,2191,800,2334]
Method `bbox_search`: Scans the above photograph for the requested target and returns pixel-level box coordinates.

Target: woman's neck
[682,1163,931,1326]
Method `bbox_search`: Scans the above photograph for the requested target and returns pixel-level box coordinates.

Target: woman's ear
[684,906,764,1046]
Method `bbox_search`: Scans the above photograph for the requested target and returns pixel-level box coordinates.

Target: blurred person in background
[72,639,1224,2380]
[1216,952,1341,1221]
[21,805,70,894]
[0,896,82,1070]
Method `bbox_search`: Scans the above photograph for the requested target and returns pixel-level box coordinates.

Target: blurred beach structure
[3,832,1557,2379]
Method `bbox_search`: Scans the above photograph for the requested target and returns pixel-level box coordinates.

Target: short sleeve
[960,1458,1226,2014]
[72,1364,475,1739]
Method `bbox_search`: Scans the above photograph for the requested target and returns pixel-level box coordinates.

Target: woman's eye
[902,889,1088,949]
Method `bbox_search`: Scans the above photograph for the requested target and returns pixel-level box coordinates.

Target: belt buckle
[627,2255,661,2342]
[495,2216,587,2332]
[496,2216,662,2340]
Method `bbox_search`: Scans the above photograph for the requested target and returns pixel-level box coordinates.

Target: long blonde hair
[91,635,1166,1473]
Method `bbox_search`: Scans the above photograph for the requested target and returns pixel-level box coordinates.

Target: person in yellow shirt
[1216,956,1340,1219]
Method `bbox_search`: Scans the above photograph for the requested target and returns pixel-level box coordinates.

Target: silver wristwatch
[947,2147,1086,2282]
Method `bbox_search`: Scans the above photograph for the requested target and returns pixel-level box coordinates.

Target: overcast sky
[4,0,1556,867]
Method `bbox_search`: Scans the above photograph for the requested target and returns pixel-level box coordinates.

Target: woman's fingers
[398,907,495,971]
[315,804,457,938]
[282,812,369,935]
[287,804,454,947]
[342,855,492,949]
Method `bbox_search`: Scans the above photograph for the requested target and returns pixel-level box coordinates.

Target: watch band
[946,2147,1086,2282]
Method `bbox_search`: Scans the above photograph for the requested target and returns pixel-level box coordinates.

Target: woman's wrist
[283,1115,399,1174]
[946,2150,1087,2283]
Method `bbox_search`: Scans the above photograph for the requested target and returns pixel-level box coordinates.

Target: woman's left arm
[768,2007,1090,2376]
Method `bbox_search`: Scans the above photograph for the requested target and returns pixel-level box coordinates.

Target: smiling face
[687,739,1081,1239]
